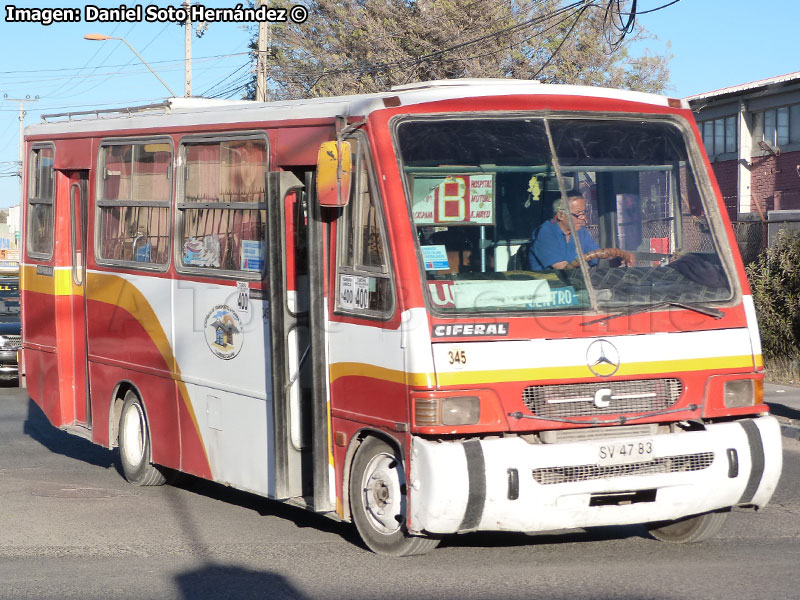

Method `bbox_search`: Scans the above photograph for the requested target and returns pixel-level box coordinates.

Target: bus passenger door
[67,171,91,427]
[267,172,308,500]
[267,170,334,511]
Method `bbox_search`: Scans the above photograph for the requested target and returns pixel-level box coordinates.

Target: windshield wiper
[581,301,724,326]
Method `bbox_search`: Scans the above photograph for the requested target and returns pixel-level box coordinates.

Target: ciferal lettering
[433,322,509,337]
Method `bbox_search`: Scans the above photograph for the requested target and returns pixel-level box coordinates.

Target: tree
[746,229,800,360]
[246,0,670,100]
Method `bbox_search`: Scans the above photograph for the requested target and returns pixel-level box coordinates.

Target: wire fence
[731,220,767,265]
[732,218,800,265]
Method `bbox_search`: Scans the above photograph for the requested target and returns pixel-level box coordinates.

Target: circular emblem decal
[204,304,243,360]
[586,339,620,377]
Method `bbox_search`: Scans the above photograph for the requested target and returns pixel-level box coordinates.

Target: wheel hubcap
[362,453,404,535]
[121,403,146,467]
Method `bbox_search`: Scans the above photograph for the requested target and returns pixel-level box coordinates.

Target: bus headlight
[441,396,480,426]
[413,390,509,432]
[724,379,763,408]
[415,396,479,426]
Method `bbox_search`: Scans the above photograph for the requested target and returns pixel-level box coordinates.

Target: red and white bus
[21,80,782,555]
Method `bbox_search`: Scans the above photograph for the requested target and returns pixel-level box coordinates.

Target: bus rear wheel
[349,436,439,556]
[118,391,166,486]
[647,509,730,543]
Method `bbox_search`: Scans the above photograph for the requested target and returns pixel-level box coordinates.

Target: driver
[529,190,634,270]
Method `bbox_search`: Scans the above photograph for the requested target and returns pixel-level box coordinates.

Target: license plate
[597,439,654,466]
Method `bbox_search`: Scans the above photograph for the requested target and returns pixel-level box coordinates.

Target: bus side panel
[172,278,272,495]
[25,347,62,425]
[21,265,62,424]
[21,274,57,348]
[85,273,174,369]
[180,382,273,494]
[177,391,214,480]
[270,125,335,166]
[85,272,184,472]
[86,361,180,469]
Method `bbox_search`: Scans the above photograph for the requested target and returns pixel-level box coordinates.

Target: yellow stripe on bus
[20,265,84,297]
[329,362,436,388]
[435,355,756,387]
[84,273,207,460]
[330,355,756,389]
[56,270,84,297]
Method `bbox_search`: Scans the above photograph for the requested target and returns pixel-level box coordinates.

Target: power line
[272,0,590,83]
[625,0,681,15]
[44,22,139,98]
[0,52,249,77]
[0,60,250,87]
[50,21,124,97]
[201,62,250,97]
[533,3,591,78]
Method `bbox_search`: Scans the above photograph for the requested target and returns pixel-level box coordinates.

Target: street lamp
[84,33,177,97]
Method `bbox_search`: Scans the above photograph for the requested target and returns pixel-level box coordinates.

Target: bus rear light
[724,379,763,408]
[414,396,480,427]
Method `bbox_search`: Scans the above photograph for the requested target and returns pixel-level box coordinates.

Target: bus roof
[26,79,681,138]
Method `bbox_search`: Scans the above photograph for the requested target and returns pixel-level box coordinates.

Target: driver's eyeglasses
[570,211,587,219]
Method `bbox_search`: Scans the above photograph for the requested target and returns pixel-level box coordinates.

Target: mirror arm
[336,116,367,141]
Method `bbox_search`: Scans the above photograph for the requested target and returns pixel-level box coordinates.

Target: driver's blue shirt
[529,219,599,270]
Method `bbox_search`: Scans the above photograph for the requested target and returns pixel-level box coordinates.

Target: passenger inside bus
[529,190,634,270]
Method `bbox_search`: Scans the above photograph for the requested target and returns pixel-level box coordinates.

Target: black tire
[118,391,166,486]
[349,436,440,556]
[647,509,730,543]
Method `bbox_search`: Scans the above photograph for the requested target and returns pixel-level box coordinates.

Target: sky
[0,0,798,209]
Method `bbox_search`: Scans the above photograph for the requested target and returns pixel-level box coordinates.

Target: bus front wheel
[118,391,166,486]
[647,509,730,543]
[349,436,439,556]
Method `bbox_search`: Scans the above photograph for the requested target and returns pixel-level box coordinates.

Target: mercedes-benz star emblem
[586,339,621,377]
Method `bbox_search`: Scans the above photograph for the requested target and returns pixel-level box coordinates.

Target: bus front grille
[2,335,21,347]
[522,378,682,418]
[532,452,714,485]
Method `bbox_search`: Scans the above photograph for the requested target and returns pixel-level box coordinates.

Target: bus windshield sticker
[412,174,495,226]
[421,245,450,270]
[429,281,455,308]
[204,304,244,360]
[339,274,369,310]
[241,240,263,272]
[184,236,221,268]
[451,279,550,310]
[527,286,580,309]
[134,241,151,262]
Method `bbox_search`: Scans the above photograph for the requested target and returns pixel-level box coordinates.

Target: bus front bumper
[408,416,782,535]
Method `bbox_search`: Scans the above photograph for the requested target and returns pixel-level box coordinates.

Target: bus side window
[177,135,268,276]
[335,143,393,316]
[96,140,172,267]
[27,145,55,259]
[356,161,386,270]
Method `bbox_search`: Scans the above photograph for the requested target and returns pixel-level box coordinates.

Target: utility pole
[184,0,192,97]
[256,0,270,102]
[3,94,38,195]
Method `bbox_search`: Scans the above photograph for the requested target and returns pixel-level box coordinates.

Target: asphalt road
[1,384,799,600]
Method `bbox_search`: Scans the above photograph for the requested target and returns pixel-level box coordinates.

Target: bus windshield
[396,116,733,314]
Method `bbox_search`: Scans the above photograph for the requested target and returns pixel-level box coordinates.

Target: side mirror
[316,140,353,207]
